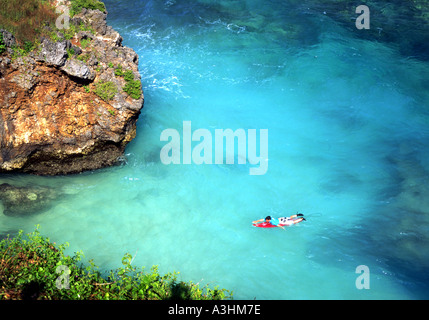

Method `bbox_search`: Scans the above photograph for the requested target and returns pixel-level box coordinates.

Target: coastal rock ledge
[0,3,144,175]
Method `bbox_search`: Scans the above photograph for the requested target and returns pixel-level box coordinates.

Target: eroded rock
[38,39,69,67]
[0,4,144,175]
[61,58,95,81]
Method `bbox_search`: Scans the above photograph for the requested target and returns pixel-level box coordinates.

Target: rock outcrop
[0,3,144,175]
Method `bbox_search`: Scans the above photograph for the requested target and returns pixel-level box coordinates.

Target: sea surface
[1,0,429,299]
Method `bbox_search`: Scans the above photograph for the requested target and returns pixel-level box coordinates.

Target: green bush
[123,70,135,82]
[61,22,95,41]
[80,37,92,49]
[94,80,117,101]
[0,227,232,300]
[114,65,142,100]
[70,0,107,17]
[114,64,125,76]
[0,0,102,54]
[123,79,142,100]
[0,33,5,55]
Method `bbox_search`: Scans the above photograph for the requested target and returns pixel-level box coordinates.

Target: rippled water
[1,0,429,299]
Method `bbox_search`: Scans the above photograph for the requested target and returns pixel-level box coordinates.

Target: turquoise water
[1,0,429,299]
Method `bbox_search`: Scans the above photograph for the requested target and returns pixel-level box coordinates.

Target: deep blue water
[1,0,429,299]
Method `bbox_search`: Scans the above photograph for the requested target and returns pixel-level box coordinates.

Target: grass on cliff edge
[70,0,106,17]
[0,227,232,300]
[0,0,57,45]
[0,0,106,48]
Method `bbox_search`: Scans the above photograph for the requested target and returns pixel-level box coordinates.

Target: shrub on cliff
[0,227,232,300]
[70,0,107,17]
[94,80,117,101]
[123,78,143,100]
[0,33,5,55]
[114,66,142,100]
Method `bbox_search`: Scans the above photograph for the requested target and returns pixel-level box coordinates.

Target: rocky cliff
[0,2,144,175]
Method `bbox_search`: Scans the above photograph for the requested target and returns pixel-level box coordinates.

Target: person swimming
[252,214,305,229]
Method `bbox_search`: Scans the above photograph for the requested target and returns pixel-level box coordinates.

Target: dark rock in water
[0,183,59,217]
[306,0,429,60]
[0,229,18,241]
[364,145,429,282]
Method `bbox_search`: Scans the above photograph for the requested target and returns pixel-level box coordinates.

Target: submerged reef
[303,0,429,60]
[0,0,144,175]
[380,144,429,273]
[0,183,60,216]
[197,0,429,60]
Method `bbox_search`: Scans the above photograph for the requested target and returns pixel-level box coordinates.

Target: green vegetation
[123,69,135,82]
[77,52,91,63]
[0,33,6,55]
[123,78,142,100]
[70,0,107,17]
[0,0,99,55]
[0,0,142,96]
[0,0,57,46]
[94,80,117,101]
[10,42,37,60]
[114,65,142,100]
[114,64,125,76]
[67,48,76,56]
[0,227,232,300]
[80,37,92,49]
[61,22,95,41]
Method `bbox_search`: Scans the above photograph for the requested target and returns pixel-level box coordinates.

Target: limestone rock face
[38,39,69,67]
[61,58,96,81]
[0,6,144,175]
[0,29,16,48]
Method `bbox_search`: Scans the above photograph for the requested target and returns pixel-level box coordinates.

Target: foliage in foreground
[0,227,232,300]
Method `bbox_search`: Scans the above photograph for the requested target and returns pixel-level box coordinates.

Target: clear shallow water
[1,0,429,299]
